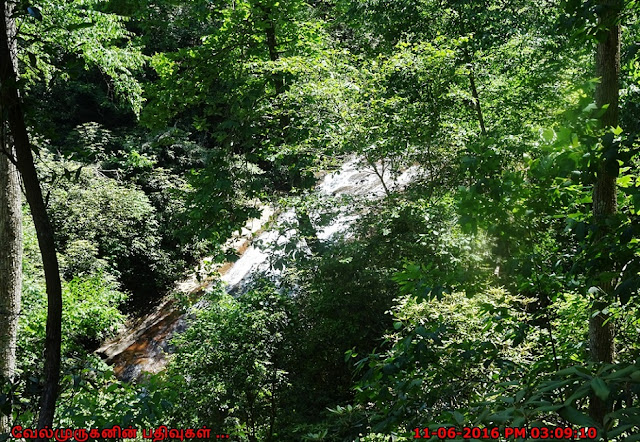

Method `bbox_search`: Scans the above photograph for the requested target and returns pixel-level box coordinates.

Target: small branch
[468,67,487,137]
[366,157,391,197]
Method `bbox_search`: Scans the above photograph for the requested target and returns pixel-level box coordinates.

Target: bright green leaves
[149,53,175,79]
[537,119,640,307]
[167,283,294,439]
[144,0,325,131]
[351,288,533,433]
[8,0,640,438]
[17,0,146,114]
[54,367,174,430]
[181,150,264,260]
[142,0,333,229]
[336,39,459,176]
[19,230,126,361]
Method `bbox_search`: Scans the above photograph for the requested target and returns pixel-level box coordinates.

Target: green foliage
[141,0,333,209]
[46,166,158,259]
[59,240,108,280]
[56,363,174,430]
[167,282,294,441]
[39,156,176,305]
[8,0,640,439]
[334,39,460,181]
[16,0,146,113]
[19,270,126,365]
[350,288,536,436]
[12,217,128,428]
[238,191,492,439]
[181,151,264,257]
[63,275,127,349]
[462,361,640,441]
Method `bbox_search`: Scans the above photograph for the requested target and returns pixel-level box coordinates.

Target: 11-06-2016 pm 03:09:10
[413,426,599,439]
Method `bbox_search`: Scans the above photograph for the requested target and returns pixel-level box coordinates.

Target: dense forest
[1,0,640,440]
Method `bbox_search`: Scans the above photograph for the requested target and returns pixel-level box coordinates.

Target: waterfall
[97,157,418,381]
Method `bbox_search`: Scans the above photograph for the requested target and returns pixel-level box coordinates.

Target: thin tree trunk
[366,158,391,198]
[0,0,21,434]
[263,6,284,95]
[0,1,63,435]
[296,207,322,255]
[589,0,622,427]
[469,68,487,137]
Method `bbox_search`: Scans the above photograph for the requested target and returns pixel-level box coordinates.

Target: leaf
[415,326,428,337]
[382,363,398,375]
[27,6,43,21]
[607,424,634,438]
[542,128,555,142]
[67,22,94,31]
[534,404,564,413]
[28,52,37,68]
[632,192,640,213]
[588,286,601,295]
[603,364,638,380]
[555,365,591,379]
[565,385,591,404]
[590,377,610,401]
[615,278,638,305]
[558,405,598,427]
[618,175,633,188]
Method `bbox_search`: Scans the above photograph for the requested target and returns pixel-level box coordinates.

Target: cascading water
[97,157,418,381]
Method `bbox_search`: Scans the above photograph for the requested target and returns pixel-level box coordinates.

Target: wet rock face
[98,158,420,381]
[97,300,186,381]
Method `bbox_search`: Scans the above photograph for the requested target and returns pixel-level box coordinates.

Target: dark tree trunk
[0,1,63,435]
[589,0,622,427]
[469,68,487,137]
[263,6,284,95]
[296,207,322,255]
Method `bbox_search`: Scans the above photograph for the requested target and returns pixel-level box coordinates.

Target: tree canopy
[2,0,640,441]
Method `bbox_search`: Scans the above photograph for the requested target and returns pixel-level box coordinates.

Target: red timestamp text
[413,426,598,440]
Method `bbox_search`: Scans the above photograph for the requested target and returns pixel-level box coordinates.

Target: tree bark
[262,5,284,95]
[0,0,21,434]
[296,206,322,255]
[0,1,63,435]
[589,0,622,426]
[469,68,487,137]
[0,137,22,437]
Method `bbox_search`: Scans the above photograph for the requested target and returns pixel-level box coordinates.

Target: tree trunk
[469,68,487,137]
[296,207,322,255]
[0,1,63,435]
[589,0,622,426]
[0,1,21,434]
[262,6,284,95]
[0,141,22,437]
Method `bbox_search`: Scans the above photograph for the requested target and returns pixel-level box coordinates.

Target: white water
[99,157,419,380]
[221,157,418,292]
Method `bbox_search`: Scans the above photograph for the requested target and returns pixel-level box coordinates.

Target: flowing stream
[97,158,418,381]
